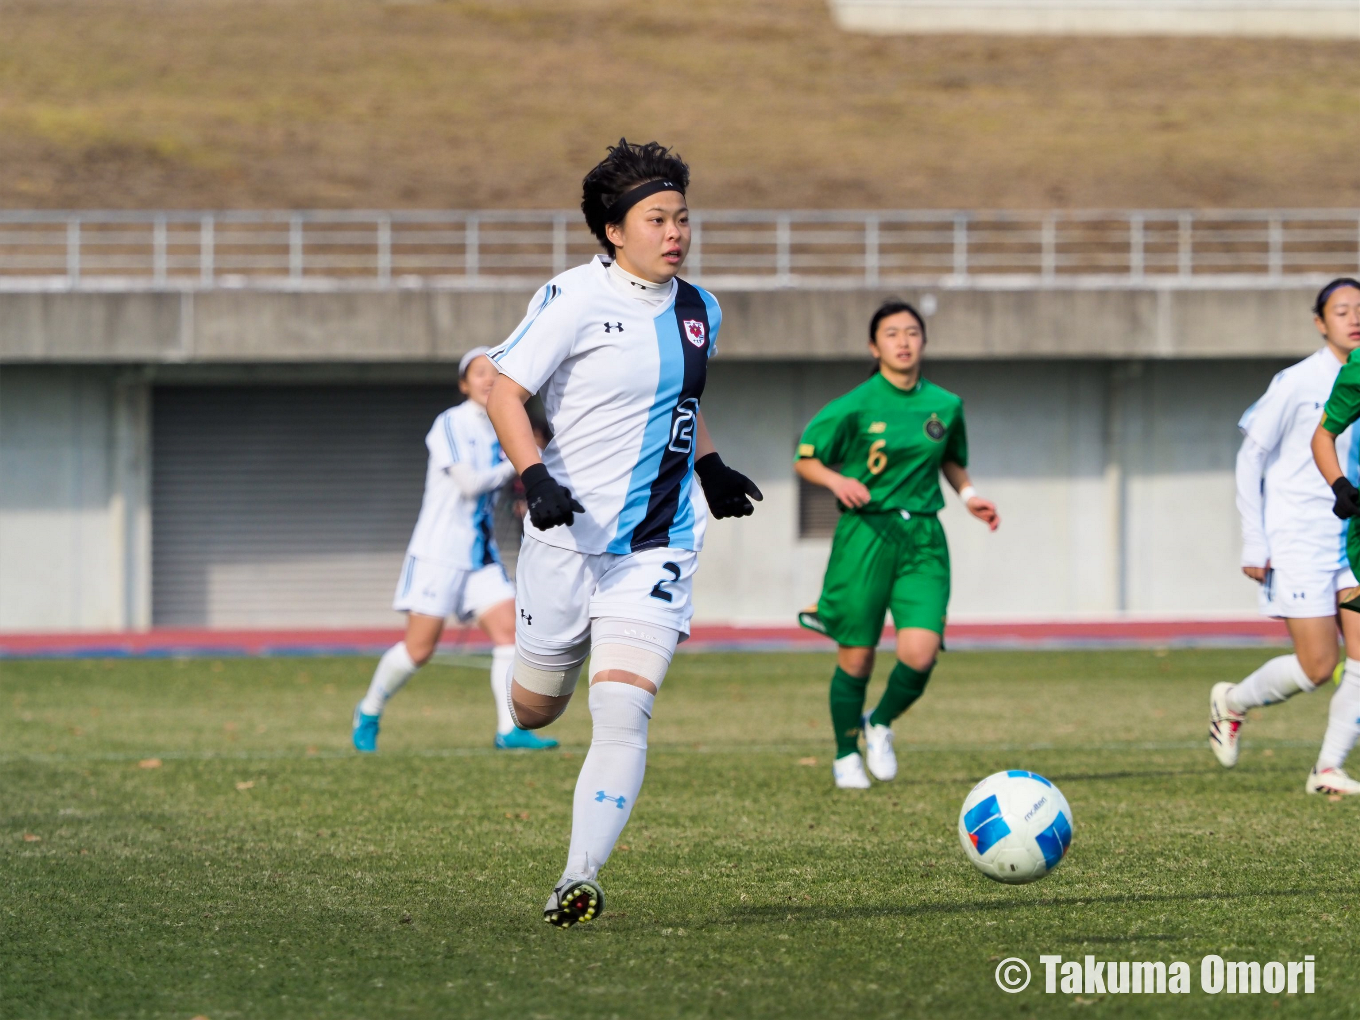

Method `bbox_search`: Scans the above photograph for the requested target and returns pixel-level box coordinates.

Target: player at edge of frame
[1212,277,1360,795]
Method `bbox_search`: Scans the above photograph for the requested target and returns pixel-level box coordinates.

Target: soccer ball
[958,770,1073,885]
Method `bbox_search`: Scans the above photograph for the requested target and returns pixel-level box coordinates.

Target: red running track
[0,620,1290,658]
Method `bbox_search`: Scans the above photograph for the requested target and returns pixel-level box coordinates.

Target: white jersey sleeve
[448,460,516,498]
[490,282,576,394]
[1236,372,1292,568]
[427,410,460,471]
[1238,369,1292,452]
[1235,436,1271,567]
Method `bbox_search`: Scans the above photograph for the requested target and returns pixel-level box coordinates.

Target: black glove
[1333,477,1360,520]
[695,453,763,519]
[521,463,584,530]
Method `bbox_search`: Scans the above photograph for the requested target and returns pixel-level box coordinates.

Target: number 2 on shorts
[649,562,682,603]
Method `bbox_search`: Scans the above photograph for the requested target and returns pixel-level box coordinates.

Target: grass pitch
[2,649,1356,1018]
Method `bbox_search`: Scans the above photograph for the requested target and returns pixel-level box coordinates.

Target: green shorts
[810,510,951,647]
[1350,518,1360,579]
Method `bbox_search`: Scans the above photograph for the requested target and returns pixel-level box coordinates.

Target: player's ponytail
[1315,278,1360,318]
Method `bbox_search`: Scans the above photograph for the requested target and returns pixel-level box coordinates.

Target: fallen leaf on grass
[138,758,162,769]
[23,833,41,842]
[797,757,818,766]
[400,913,413,924]
[305,746,318,757]
[235,781,255,791]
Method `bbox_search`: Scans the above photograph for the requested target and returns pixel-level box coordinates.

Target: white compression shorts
[588,617,679,689]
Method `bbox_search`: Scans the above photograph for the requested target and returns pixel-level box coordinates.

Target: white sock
[359,642,418,716]
[560,683,654,883]
[1317,659,1360,770]
[490,645,516,735]
[1227,654,1315,713]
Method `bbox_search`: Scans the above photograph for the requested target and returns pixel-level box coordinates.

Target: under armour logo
[520,608,532,625]
[603,322,624,333]
[594,791,627,809]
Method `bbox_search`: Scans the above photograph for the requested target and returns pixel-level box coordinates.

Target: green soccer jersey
[1322,349,1360,434]
[796,373,968,514]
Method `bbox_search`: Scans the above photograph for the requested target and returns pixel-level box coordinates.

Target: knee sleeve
[588,617,678,689]
[589,681,654,750]
[512,640,590,698]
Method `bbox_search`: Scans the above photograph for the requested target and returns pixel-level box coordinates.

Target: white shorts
[514,536,697,656]
[1259,563,1358,619]
[393,555,515,622]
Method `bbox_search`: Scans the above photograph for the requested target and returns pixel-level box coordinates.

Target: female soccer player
[795,301,999,790]
[352,348,558,753]
[485,139,761,926]
[1210,278,1360,795]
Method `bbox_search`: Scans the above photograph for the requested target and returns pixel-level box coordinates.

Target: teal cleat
[495,727,559,750]
[352,704,380,753]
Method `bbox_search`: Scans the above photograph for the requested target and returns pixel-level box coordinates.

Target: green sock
[829,667,870,759]
[869,661,933,728]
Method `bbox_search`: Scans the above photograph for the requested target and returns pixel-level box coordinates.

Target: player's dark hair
[581,138,690,257]
[868,299,927,345]
[1315,278,1360,318]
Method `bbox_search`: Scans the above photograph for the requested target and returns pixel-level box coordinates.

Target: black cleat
[543,878,604,928]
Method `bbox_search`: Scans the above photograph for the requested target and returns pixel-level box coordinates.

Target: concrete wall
[0,279,1322,630]
[0,366,150,630]
[0,356,1289,631]
[0,284,1330,364]
[697,358,1286,625]
[829,0,1360,38]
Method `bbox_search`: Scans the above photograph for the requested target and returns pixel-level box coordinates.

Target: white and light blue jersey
[489,255,721,556]
[406,401,508,570]
[1237,347,1356,572]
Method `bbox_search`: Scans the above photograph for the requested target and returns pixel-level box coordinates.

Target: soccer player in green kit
[796,300,1000,789]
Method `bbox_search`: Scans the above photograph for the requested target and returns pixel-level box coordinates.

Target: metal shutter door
[152,384,488,627]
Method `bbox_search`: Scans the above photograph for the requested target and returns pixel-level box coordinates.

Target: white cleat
[1306,766,1360,795]
[1209,681,1245,768]
[833,752,872,789]
[862,713,898,782]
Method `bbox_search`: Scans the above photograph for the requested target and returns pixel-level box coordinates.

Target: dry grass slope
[1,0,1358,210]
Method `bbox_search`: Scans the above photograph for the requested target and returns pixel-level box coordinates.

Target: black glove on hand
[521,463,584,530]
[695,453,763,520]
[1333,477,1360,520]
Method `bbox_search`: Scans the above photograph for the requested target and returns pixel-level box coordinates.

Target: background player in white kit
[1211,278,1360,795]
[485,139,762,927]
[353,349,559,753]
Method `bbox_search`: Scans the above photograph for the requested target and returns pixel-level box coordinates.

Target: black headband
[605,179,684,224]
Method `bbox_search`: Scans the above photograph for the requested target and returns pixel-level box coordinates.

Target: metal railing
[1,209,1358,288]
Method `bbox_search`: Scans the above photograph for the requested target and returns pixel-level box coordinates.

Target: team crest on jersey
[924,414,946,441]
[868,421,887,434]
[683,320,706,347]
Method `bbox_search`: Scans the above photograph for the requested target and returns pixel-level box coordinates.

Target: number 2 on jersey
[649,562,682,603]
[867,439,888,476]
